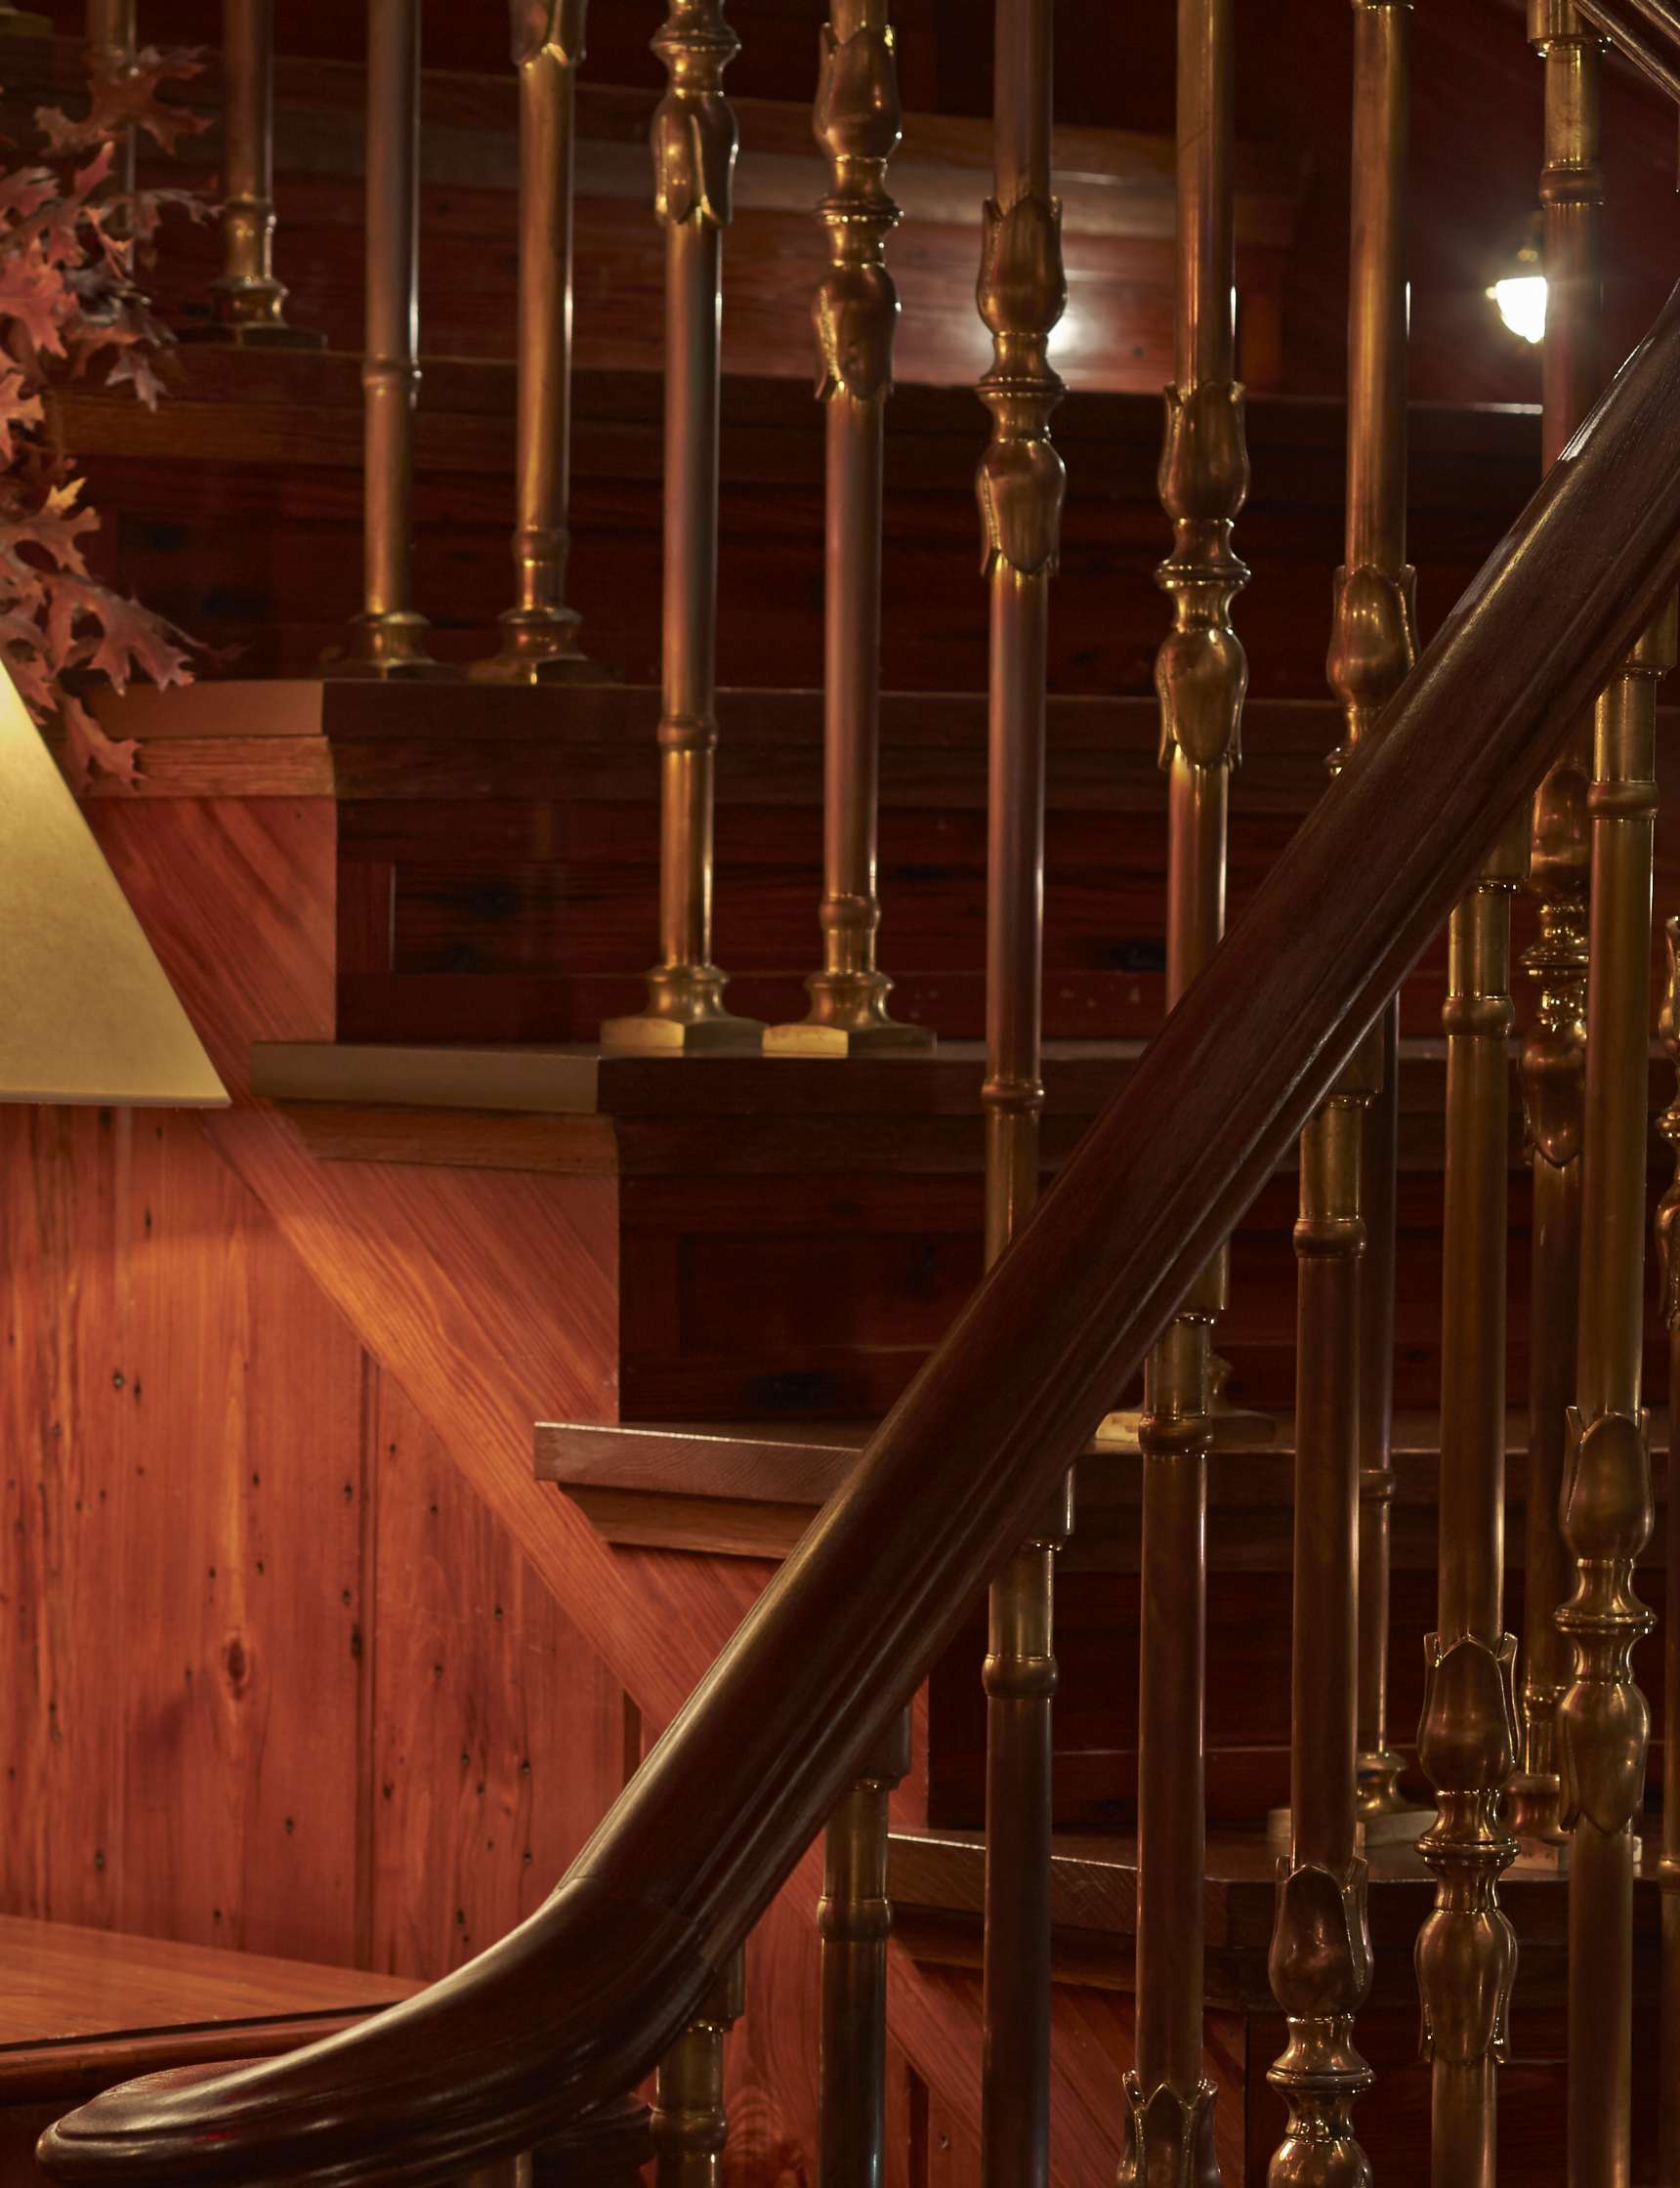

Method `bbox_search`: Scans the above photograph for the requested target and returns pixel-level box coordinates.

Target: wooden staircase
[18,0,1680,2183]
[43,662,1670,2180]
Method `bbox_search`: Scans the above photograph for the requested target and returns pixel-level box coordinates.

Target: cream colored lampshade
[0,667,227,1107]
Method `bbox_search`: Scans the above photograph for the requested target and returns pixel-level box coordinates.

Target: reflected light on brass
[0,668,226,1107]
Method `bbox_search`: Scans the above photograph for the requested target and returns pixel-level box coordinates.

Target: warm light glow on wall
[1489,273,1547,346]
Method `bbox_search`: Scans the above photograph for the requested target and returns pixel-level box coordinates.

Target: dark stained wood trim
[536,1414,1671,1563]
[884,1827,1661,2013]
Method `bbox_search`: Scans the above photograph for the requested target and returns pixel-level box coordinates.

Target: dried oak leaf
[0,161,60,230]
[57,685,139,790]
[37,46,209,159]
[0,241,70,358]
[0,366,44,467]
[0,478,99,584]
[45,570,193,694]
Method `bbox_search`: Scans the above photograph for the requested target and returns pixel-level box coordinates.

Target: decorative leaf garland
[0,44,210,788]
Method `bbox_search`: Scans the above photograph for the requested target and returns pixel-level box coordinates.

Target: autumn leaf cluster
[0,44,208,788]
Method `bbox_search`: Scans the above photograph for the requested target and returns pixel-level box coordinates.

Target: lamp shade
[0,665,227,1107]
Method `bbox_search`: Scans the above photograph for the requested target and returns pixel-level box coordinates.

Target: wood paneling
[0,1091,627,1985]
[363,1369,621,1978]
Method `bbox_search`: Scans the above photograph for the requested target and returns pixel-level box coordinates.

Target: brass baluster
[603,0,760,1052]
[85,0,137,244]
[1266,18,1413,2147]
[818,1711,910,2188]
[1337,0,1419,1842]
[973,0,1065,2182]
[1414,818,1525,2188]
[332,0,437,679]
[1558,600,1673,2188]
[191,1,322,349]
[765,0,930,1057]
[651,1949,745,2188]
[1655,917,1680,2188]
[1119,3,1240,2180]
[1267,1052,1378,2188]
[1511,0,1606,1860]
[473,0,592,684]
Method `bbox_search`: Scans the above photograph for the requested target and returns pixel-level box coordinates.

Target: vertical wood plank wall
[0,1100,624,1981]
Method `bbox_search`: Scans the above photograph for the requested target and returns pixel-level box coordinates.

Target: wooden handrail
[1575,0,1680,102]
[38,284,1680,2188]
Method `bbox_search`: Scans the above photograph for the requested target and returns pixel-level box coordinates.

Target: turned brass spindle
[1511,0,1606,1858]
[1267,9,1413,2116]
[651,1949,745,2188]
[1655,918,1680,2188]
[765,0,930,1056]
[85,0,137,218]
[473,0,591,683]
[1558,600,1673,2188]
[1267,1061,1378,2188]
[818,1711,910,2188]
[1414,819,1525,2188]
[333,0,436,679]
[194,0,322,348]
[1333,0,1419,1839]
[972,0,1065,2182]
[1119,4,1241,2181]
[603,0,759,1052]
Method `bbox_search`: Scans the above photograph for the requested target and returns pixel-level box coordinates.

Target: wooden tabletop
[0,1916,418,2103]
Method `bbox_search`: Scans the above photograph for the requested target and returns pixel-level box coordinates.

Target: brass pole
[473,0,592,684]
[818,1711,910,2188]
[194,0,323,348]
[1559,599,1674,2188]
[1414,819,1525,2188]
[1268,1067,1378,2185]
[1654,917,1680,2188]
[1511,0,1606,1857]
[651,1949,745,2188]
[332,0,437,679]
[1334,0,1419,1836]
[602,0,760,1052]
[85,0,137,243]
[1268,0,1414,2100]
[973,1,1065,2185]
[765,0,931,1057]
[1121,3,1241,2181]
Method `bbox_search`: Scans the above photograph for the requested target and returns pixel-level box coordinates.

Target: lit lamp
[0,665,226,1107]
[1488,218,1547,347]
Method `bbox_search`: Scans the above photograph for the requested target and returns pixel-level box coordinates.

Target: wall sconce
[1487,216,1546,346]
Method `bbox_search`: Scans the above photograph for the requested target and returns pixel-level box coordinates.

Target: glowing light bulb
[1489,272,1547,346]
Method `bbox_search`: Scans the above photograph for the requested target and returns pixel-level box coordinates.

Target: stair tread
[0,1914,417,2102]
[536,1412,1672,1566]
[254,1032,1550,1122]
[884,1823,1664,1941]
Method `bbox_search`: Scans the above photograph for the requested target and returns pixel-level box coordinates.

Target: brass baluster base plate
[763,1019,936,1058]
[322,613,449,682]
[601,1011,767,1055]
[468,651,603,688]
[1094,1404,1277,1451]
